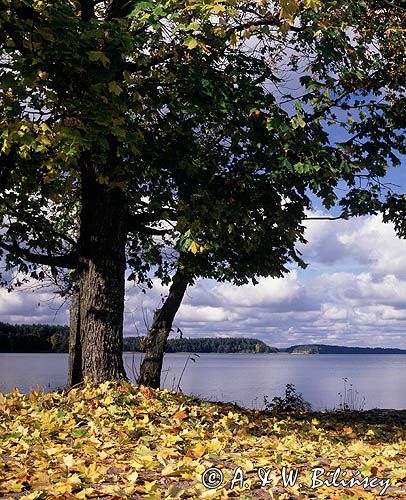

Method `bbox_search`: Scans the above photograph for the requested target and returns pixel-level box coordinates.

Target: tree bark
[76,167,127,382]
[67,287,83,387]
[138,266,189,388]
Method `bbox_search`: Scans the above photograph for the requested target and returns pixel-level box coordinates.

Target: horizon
[1,322,405,351]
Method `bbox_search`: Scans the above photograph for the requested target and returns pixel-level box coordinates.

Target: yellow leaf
[161,462,182,476]
[76,488,95,499]
[45,447,60,456]
[143,480,157,492]
[206,438,222,452]
[53,481,73,494]
[82,462,106,483]
[279,0,299,22]
[1,480,24,493]
[40,123,51,133]
[20,493,43,500]
[174,410,188,420]
[68,473,82,485]
[190,442,207,458]
[211,5,226,13]
[304,0,321,11]
[127,470,139,483]
[63,454,75,468]
[189,241,199,254]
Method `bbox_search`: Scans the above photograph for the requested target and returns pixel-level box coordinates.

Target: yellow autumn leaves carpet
[0,381,405,499]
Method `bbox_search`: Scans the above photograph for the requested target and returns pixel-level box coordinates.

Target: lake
[0,352,405,410]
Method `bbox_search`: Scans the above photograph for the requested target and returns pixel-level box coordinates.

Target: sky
[1,196,406,349]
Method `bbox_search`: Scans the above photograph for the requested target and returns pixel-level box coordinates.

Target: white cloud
[213,272,303,308]
[302,213,406,277]
[0,286,68,324]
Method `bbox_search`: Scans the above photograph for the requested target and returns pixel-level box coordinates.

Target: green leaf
[87,51,110,68]
[183,37,199,50]
[186,22,199,31]
[108,81,123,96]
[290,113,306,129]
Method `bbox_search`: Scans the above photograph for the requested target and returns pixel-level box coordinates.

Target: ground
[0,382,405,499]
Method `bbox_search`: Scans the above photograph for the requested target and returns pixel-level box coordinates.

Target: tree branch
[305,90,352,124]
[1,198,78,249]
[126,208,177,233]
[380,0,406,11]
[80,0,95,21]
[227,15,307,38]
[106,0,136,20]
[0,240,78,269]
[142,226,170,236]
[304,213,349,221]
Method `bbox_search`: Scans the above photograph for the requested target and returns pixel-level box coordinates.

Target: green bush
[264,384,312,413]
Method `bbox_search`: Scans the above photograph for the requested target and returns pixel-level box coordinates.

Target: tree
[137,0,406,387]
[1,0,404,385]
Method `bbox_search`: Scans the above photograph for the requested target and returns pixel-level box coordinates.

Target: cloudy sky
[1,203,406,349]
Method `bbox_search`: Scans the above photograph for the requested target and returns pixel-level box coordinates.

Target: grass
[0,381,405,499]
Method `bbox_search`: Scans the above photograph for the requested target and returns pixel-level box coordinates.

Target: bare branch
[228,16,307,37]
[380,0,406,12]
[304,214,349,221]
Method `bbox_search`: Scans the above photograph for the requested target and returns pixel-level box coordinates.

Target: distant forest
[0,322,69,352]
[123,336,277,353]
[1,323,405,354]
[0,323,275,353]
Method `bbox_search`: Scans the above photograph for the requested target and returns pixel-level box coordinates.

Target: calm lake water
[0,353,405,410]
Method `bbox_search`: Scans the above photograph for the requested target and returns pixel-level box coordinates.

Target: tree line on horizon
[0,322,276,353]
[1,322,405,355]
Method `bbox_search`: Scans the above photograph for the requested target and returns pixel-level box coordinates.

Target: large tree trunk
[76,167,127,383]
[138,266,189,388]
[67,287,82,387]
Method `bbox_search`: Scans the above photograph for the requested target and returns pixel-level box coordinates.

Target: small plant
[264,384,312,413]
[174,328,200,392]
[337,378,365,411]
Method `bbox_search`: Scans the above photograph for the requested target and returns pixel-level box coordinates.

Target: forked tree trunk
[73,167,127,383]
[138,266,189,388]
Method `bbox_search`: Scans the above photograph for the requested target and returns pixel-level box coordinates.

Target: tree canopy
[0,0,404,383]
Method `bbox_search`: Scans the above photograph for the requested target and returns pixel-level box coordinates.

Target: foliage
[264,383,312,413]
[0,382,404,498]
[1,0,405,287]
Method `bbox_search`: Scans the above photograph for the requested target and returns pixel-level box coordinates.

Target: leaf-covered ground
[0,382,405,499]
